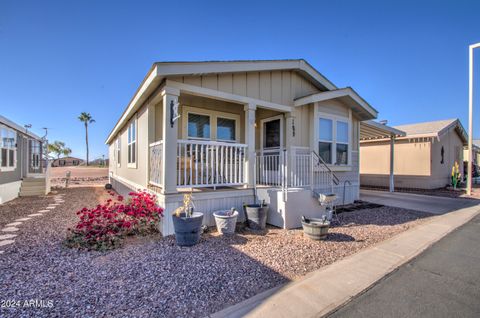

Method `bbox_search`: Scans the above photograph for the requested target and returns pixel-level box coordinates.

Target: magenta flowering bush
[65,190,163,250]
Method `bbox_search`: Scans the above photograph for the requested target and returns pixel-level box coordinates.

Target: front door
[28,139,42,174]
[259,116,283,185]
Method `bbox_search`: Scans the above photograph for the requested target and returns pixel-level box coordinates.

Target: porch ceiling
[360,120,406,141]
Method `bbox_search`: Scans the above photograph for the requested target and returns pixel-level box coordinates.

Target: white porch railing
[149,141,164,188]
[255,147,337,193]
[177,139,247,188]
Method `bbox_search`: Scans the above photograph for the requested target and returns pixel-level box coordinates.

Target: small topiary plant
[65,190,163,251]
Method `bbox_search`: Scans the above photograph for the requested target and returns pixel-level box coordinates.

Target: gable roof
[394,119,468,144]
[154,59,337,91]
[105,59,374,144]
[0,115,42,140]
[294,87,378,121]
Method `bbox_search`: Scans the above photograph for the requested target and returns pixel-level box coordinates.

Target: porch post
[161,87,180,194]
[146,103,155,186]
[389,135,395,192]
[285,112,295,187]
[244,103,256,188]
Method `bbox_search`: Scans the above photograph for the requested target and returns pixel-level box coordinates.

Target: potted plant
[301,215,330,241]
[172,193,204,246]
[213,207,239,235]
[244,200,268,230]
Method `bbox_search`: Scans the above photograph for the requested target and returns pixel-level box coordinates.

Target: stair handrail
[311,151,340,185]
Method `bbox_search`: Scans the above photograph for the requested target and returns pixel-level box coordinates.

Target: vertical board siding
[270,71,283,104]
[233,72,247,96]
[166,70,321,106]
[202,74,218,90]
[218,73,233,93]
[246,72,260,99]
[259,71,271,101]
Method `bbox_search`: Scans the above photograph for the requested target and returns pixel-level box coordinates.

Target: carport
[360,121,406,192]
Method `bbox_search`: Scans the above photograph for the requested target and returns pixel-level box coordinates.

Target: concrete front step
[19,192,45,197]
[22,178,46,184]
[19,188,46,196]
[20,186,46,192]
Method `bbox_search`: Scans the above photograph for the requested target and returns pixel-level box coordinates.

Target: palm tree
[78,112,95,166]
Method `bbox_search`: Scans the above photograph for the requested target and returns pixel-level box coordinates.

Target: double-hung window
[115,138,121,167]
[0,126,17,171]
[127,118,136,167]
[318,116,350,166]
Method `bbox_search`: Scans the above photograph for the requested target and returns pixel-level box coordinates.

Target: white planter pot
[213,210,239,235]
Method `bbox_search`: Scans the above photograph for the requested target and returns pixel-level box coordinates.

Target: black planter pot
[244,204,268,230]
[172,212,204,246]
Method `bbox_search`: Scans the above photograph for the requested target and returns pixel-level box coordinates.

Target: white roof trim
[155,59,337,91]
[106,59,340,144]
[294,87,378,120]
[0,115,42,140]
[166,80,293,113]
[360,121,406,141]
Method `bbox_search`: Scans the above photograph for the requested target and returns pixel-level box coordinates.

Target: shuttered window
[188,113,211,139]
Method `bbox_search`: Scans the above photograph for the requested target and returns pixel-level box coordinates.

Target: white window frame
[115,138,121,168]
[260,115,284,153]
[316,112,351,166]
[0,125,17,172]
[127,116,137,168]
[215,114,239,142]
[182,106,240,143]
[186,111,212,141]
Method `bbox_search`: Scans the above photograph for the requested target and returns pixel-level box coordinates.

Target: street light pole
[467,43,480,196]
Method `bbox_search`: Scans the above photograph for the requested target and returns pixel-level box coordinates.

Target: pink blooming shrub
[66,191,163,250]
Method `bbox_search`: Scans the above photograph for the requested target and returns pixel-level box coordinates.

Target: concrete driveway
[360,189,480,214]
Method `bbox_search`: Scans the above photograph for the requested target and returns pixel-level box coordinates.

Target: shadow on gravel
[325,233,356,242]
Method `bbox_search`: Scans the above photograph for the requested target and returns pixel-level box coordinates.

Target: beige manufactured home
[106,59,393,235]
[360,119,467,189]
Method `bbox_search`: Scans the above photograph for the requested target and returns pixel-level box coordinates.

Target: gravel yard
[0,187,432,318]
[50,167,108,188]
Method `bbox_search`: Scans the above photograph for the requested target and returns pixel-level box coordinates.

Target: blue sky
[1,0,479,160]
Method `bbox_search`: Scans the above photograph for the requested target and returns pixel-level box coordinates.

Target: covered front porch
[146,81,320,195]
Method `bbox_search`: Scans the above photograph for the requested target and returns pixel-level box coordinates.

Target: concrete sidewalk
[210,204,480,318]
[360,189,479,214]
[329,214,480,318]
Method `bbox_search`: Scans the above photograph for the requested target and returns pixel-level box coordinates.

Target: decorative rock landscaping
[0,187,433,317]
[0,191,65,257]
[1,227,19,232]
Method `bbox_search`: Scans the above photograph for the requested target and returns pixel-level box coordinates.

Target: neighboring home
[360,119,467,189]
[463,139,480,166]
[106,59,393,235]
[51,156,84,167]
[89,158,109,166]
[0,115,50,204]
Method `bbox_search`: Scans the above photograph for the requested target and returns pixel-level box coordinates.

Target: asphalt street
[329,213,480,318]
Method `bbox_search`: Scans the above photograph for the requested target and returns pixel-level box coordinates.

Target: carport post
[389,136,395,192]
